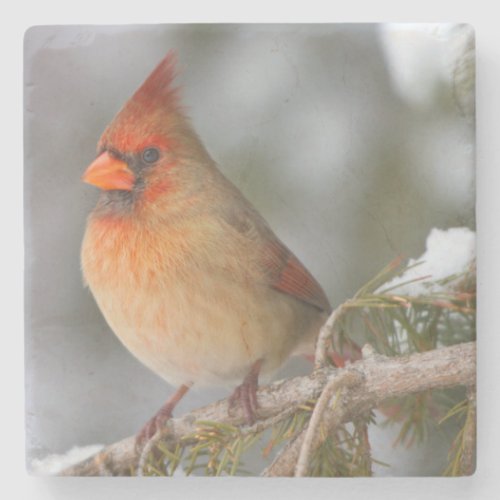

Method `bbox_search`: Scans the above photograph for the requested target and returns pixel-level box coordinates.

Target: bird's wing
[262,237,331,312]
[221,199,331,313]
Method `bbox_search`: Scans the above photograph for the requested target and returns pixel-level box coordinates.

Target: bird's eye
[142,147,160,164]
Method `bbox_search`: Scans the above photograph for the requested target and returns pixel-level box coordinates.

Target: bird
[81,52,352,445]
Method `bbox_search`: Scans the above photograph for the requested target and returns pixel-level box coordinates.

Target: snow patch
[379,227,475,296]
[31,444,104,475]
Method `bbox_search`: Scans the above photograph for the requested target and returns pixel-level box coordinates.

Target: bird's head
[82,51,212,215]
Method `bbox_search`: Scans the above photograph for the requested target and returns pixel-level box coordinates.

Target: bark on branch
[60,341,476,476]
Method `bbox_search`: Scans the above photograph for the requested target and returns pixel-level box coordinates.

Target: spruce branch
[440,386,476,476]
[295,370,363,476]
[60,341,475,476]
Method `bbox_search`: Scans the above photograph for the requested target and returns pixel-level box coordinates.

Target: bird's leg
[228,359,263,425]
[136,383,191,446]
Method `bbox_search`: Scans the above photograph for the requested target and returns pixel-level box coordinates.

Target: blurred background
[24,24,475,475]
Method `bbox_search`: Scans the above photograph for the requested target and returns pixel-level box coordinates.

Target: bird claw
[229,383,259,425]
[135,384,191,449]
[136,406,173,448]
[228,359,262,425]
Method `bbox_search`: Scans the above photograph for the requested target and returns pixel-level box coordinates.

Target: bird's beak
[82,151,135,191]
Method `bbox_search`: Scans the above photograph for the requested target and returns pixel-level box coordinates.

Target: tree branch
[294,370,363,476]
[60,341,475,476]
[314,301,350,369]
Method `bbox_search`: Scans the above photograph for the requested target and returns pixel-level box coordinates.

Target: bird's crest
[99,51,183,152]
[129,50,180,112]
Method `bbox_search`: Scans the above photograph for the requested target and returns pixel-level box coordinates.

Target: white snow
[30,444,104,475]
[378,227,475,296]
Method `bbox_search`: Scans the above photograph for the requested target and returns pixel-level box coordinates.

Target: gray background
[24,24,474,474]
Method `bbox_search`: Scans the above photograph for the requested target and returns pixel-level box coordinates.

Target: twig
[314,301,351,369]
[59,341,476,476]
[295,370,363,476]
[461,386,476,475]
[358,418,373,474]
[262,428,307,477]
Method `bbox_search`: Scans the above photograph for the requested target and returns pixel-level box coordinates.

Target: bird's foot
[136,405,174,447]
[135,383,191,449]
[228,359,262,425]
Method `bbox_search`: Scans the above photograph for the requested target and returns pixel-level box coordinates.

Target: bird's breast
[81,213,310,387]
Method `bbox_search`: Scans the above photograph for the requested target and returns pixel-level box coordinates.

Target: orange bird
[81,52,344,444]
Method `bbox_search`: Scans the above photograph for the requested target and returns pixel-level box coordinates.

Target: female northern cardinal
[81,52,338,444]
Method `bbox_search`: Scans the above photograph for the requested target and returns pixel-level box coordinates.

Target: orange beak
[82,151,135,191]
